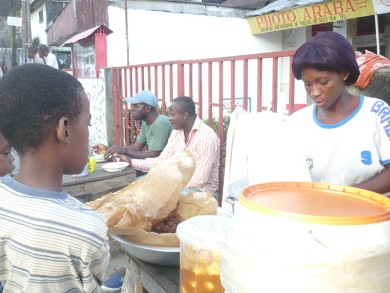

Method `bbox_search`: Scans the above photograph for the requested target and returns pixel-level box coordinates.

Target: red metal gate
[112,50,299,204]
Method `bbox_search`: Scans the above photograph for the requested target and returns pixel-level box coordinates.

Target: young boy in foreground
[0,64,110,292]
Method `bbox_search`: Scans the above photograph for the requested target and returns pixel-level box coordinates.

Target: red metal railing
[112,50,300,204]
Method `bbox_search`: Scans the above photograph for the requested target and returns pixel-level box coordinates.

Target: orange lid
[239,182,390,225]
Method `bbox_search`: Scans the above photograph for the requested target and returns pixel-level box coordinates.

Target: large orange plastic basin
[239,182,390,225]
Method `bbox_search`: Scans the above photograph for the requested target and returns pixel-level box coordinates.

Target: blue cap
[124,90,158,107]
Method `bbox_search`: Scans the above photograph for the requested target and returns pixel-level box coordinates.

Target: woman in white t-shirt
[286,31,390,195]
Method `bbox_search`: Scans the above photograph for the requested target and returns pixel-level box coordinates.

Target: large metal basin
[109,208,233,266]
[109,232,180,266]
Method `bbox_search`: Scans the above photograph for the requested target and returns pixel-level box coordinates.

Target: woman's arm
[353,164,390,195]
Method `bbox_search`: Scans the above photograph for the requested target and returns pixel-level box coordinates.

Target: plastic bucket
[177,215,232,293]
[221,182,390,293]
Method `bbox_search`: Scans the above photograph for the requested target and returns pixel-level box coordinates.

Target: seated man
[101,96,220,292]
[119,96,220,193]
[93,90,173,160]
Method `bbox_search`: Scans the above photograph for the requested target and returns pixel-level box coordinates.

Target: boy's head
[27,45,39,60]
[38,44,49,58]
[0,63,91,174]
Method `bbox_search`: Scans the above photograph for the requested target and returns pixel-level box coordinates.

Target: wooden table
[62,163,136,202]
[122,253,180,293]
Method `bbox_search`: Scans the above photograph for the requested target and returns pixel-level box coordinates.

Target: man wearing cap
[93,90,173,160]
[118,96,220,194]
[99,96,219,292]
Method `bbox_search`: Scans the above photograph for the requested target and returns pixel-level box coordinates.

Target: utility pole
[10,0,20,67]
[21,0,32,63]
[11,0,17,67]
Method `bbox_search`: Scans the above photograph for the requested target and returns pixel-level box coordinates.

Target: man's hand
[105,146,127,158]
[92,143,108,155]
[116,154,132,166]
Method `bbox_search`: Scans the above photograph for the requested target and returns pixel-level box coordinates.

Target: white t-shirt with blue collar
[285,96,390,188]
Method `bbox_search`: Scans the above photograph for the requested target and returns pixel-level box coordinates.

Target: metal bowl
[108,232,180,266]
[108,208,233,266]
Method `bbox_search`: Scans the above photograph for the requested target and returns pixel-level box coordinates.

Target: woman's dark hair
[292,32,360,86]
[0,63,84,154]
[172,96,196,115]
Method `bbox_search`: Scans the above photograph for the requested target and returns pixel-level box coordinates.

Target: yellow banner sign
[247,0,375,34]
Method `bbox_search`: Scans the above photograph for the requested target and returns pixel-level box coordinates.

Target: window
[73,41,96,78]
[39,10,43,24]
[357,15,385,36]
[312,23,333,36]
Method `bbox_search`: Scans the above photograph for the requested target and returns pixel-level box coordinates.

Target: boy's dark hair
[0,63,84,154]
[292,31,360,86]
[38,44,49,52]
[28,45,38,53]
[172,96,196,115]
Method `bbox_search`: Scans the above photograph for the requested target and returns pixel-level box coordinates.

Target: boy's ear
[57,117,70,144]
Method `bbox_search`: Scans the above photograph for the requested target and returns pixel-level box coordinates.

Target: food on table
[86,150,218,247]
[151,211,184,234]
[93,153,107,163]
[86,150,196,230]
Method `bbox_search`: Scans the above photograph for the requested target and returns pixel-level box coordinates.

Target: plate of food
[101,162,129,172]
[92,154,108,163]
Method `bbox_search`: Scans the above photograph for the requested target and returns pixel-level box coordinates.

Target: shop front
[246,0,390,57]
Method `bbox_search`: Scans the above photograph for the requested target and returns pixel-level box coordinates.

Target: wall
[78,70,109,147]
[105,5,290,114]
[30,1,47,44]
[106,6,283,66]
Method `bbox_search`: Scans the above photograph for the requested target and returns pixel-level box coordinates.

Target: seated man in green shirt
[93,90,173,159]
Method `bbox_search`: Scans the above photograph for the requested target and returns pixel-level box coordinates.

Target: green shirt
[136,114,173,151]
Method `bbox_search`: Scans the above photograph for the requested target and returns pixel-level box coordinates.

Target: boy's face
[38,49,47,58]
[27,51,36,60]
[64,91,91,175]
[0,133,15,176]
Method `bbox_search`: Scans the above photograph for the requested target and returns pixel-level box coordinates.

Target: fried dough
[86,150,196,230]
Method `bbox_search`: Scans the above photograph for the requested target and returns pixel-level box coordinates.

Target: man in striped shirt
[119,96,220,193]
[0,64,110,292]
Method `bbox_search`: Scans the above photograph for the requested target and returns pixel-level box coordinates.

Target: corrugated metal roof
[246,0,328,17]
[61,24,113,47]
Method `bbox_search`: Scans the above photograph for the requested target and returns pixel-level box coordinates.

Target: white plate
[92,154,108,163]
[102,162,129,172]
